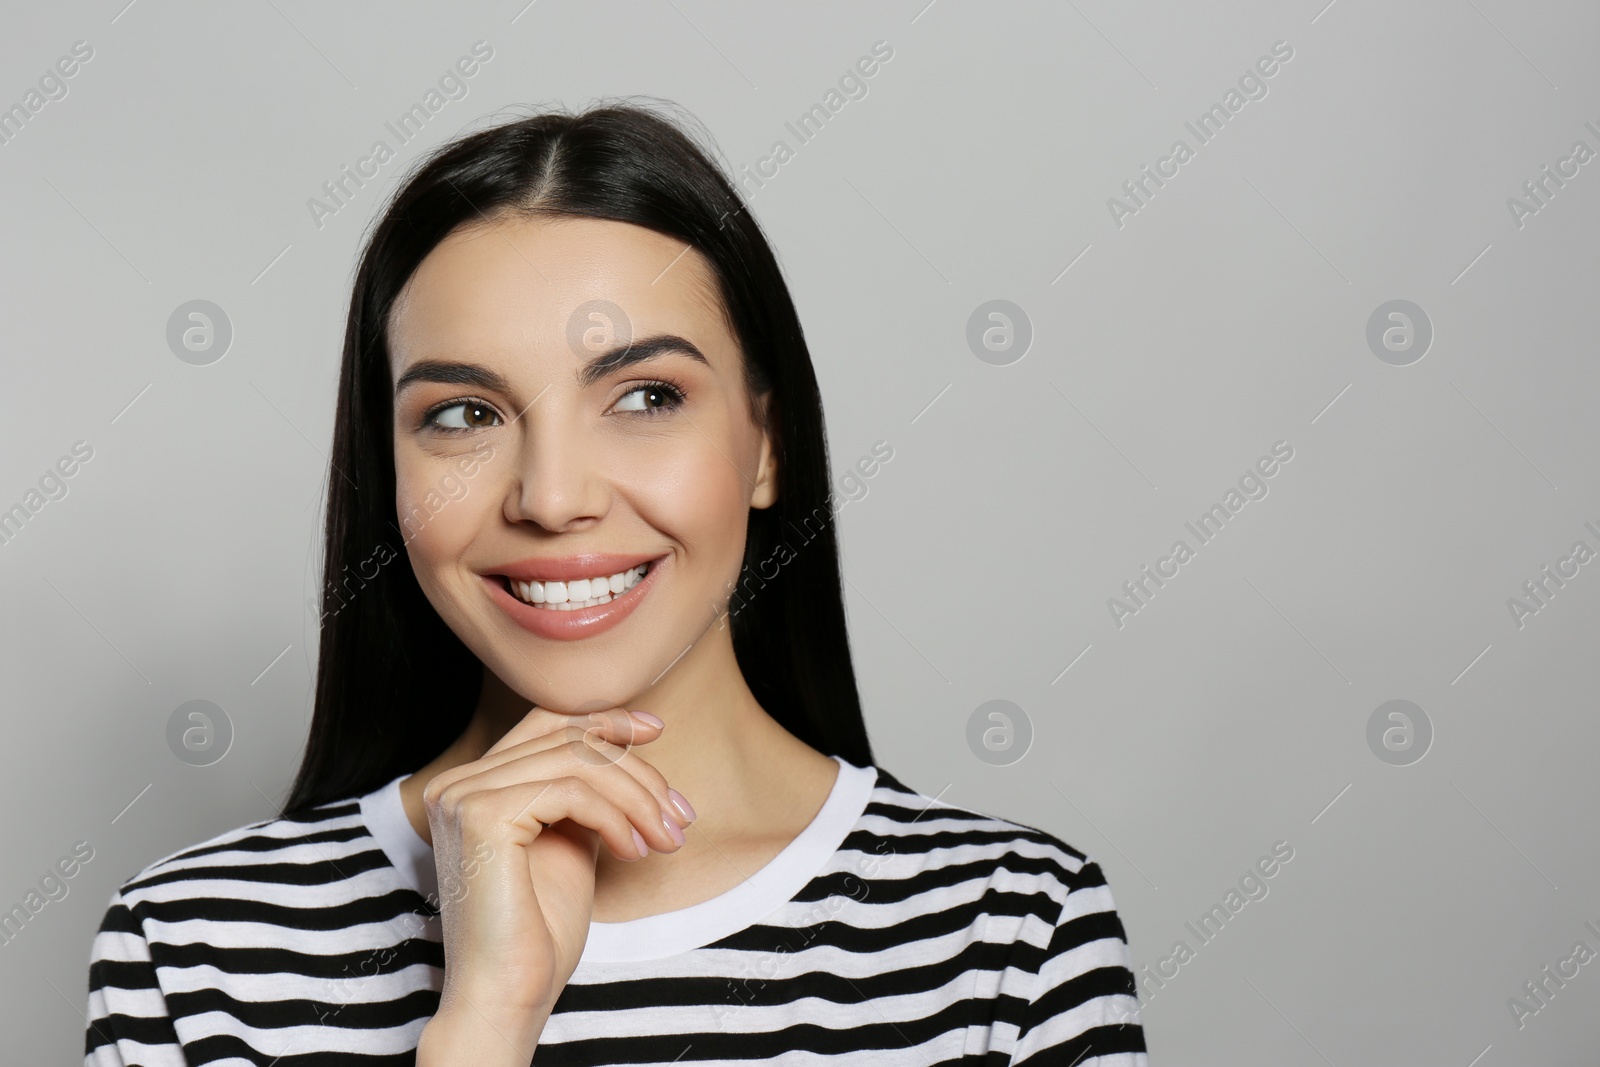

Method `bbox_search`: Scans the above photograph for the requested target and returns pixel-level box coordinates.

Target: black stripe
[535,996,987,1065]
[149,934,445,981]
[166,984,441,1033]
[717,887,1070,962]
[152,822,373,864]
[124,803,361,875]
[132,886,432,932]
[1028,964,1141,1022]
[92,896,141,936]
[127,846,395,894]
[554,933,1021,1013]
[183,1030,418,1066]
[1012,1020,1149,1064]
[82,1009,181,1053]
[801,845,1088,908]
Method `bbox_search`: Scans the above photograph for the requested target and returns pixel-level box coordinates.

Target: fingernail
[631,828,649,860]
[630,710,665,729]
[662,813,685,846]
[667,787,696,823]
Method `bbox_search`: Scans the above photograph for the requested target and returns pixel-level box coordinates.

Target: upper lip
[490,552,665,583]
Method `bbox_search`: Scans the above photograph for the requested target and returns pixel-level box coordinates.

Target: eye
[611,380,687,417]
[423,398,502,433]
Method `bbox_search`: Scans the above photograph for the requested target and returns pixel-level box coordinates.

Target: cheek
[625,432,751,551]
[395,459,494,582]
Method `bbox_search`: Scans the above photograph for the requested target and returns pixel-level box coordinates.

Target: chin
[480,635,663,715]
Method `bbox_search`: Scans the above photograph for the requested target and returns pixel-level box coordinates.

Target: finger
[432,703,668,790]
[449,775,661,862]
[457,723,681,822]
[457,707,681,820]
[437,702,665,780]
[483,702,663,759]
[423,705,680,831]
[436,745,684,855]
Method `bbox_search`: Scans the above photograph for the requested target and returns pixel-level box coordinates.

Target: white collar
[359,753,877,962]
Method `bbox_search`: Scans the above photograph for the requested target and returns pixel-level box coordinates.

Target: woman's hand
[414,705,694,1065]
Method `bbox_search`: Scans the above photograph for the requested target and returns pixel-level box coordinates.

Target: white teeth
[510,562,650,609]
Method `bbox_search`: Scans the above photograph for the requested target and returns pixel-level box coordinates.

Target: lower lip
[483,558,665,641]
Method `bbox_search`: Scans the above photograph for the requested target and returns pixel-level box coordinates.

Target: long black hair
[283,99,873,814]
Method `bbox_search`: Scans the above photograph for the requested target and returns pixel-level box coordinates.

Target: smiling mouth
[499,561,653,611]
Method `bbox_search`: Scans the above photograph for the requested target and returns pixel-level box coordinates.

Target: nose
[501,407,609,532]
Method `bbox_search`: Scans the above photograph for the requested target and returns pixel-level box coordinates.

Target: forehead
[387,213,730,374]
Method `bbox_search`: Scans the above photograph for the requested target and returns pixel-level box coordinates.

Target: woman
[85,100,1149,1065]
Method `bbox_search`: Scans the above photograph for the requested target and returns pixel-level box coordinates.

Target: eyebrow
[393,333,711,398]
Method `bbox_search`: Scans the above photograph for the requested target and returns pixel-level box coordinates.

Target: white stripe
[151,1010,429,1056]
[128,809,362,871]
[1057,882,1124,923]
[87,926,155,966]
[127,834,379,880]
[1011,993,1143,1060]
[155,958,441,1000]
[85,1036,187,1067]
[87,981,169,1017]
[141,912,438,954]
[124,863,407,911]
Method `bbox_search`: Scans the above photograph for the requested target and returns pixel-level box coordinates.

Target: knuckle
[635,760,670,797]
[610,748,669,805]
[564,735,620,769]
[420,775,448,810]
[556,723,590,745]
[434,780,464,814]
[455,789,496,825]
[554,774,592,803]
[632,794,661,828]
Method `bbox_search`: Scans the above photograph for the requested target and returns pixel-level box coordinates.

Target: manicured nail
[630,710,665,729]
[631,828,649,860]
[667,787,696,823]
[662,813,685,846]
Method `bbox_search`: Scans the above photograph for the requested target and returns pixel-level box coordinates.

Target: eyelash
[418,379,689,434]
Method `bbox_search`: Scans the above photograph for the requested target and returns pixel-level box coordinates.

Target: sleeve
[85,887,188,1067]
[1007,857,1149,1066]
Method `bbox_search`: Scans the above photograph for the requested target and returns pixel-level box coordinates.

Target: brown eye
[427,399,502,432]
[612,381,686,416]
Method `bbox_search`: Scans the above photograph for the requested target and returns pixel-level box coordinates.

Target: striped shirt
[85,755,1149,1065]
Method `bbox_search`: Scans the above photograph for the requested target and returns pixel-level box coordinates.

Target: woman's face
[386,213,778,713]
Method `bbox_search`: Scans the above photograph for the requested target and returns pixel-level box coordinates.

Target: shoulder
[851,765,1119,929]
[102,796,388,920]
[863,765,1098,876]
[86,795,446,1058]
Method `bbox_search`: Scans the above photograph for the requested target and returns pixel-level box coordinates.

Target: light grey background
[3,1,1596,1063]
